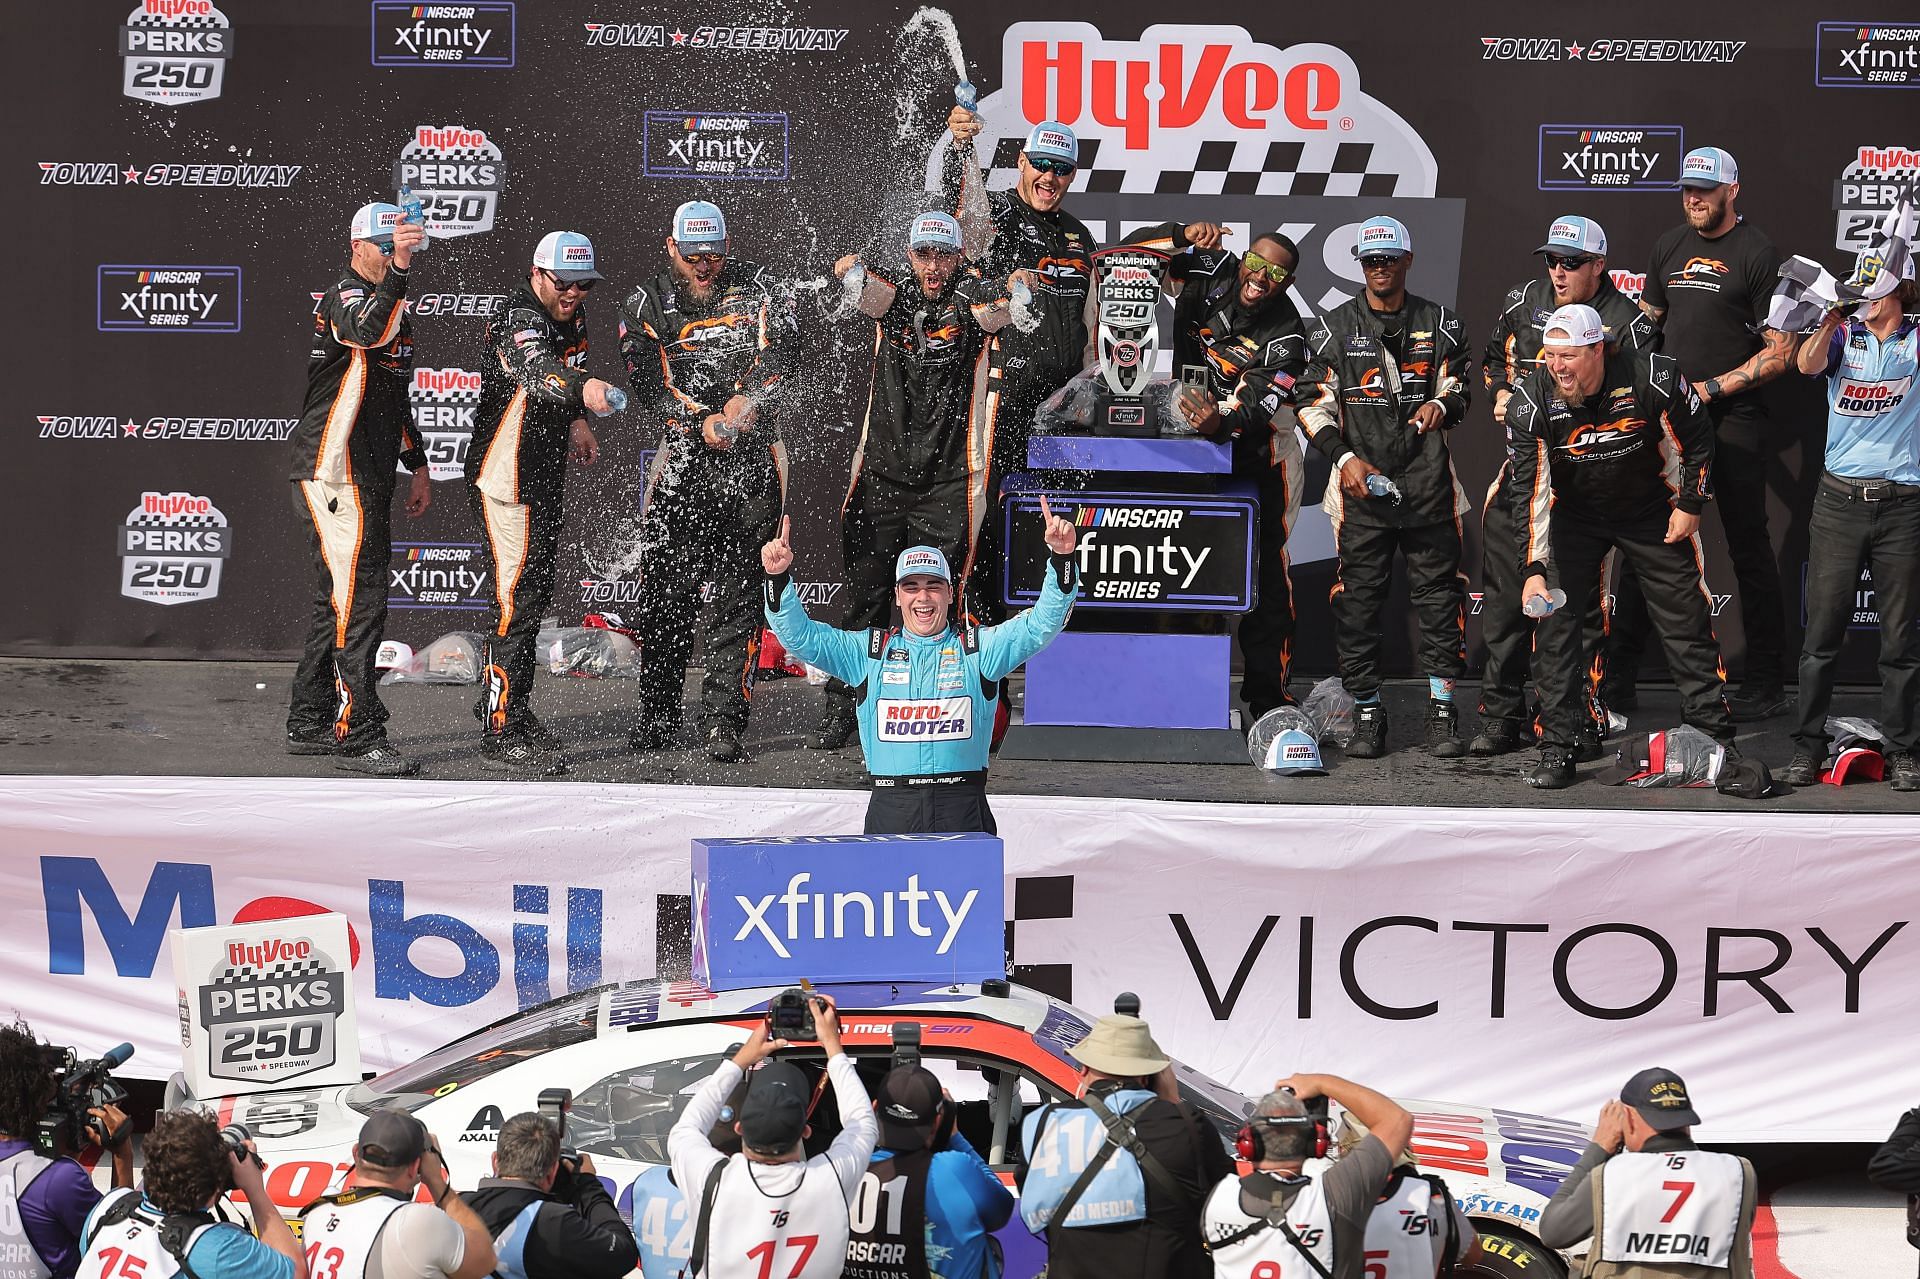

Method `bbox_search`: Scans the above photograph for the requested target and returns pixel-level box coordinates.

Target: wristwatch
[1703,377,1724,401]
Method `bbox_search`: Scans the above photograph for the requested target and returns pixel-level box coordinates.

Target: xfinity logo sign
[1538,125,1682,190]
[643,111,789,180]
[98,265,241,332]
[372,2,516,67]
[692,834,1005,988]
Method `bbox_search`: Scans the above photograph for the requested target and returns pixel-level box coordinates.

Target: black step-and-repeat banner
[8,2,1914,679]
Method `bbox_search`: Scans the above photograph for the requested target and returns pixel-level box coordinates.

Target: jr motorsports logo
[390,542,490,610]
[121,0,232,105]
[1538,125,1682,190]
[197,933,348,1085]
[408,367,479,481]
[1816,23,1920,87]
[581,21,847,51]
[1480,34,1745,62]
[394,124,506,238]
[119,491,231,605]
[98,265,240,332]
[643,112,789,180]
[372,2,515,67]
[1833,144,1920,251]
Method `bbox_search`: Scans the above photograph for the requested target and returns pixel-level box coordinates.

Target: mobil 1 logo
[372,1,516,67]
[395,124,507,238]
[119,491,231,605]
[120,0,233,105]
[198,933,348,1085]
[98,266,241,332]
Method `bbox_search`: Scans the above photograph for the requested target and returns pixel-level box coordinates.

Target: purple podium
[997,434,1258,764]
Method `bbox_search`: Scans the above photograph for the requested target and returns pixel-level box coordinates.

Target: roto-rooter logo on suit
[407,367,480,481]
[119,491,231,605]
[394,125,506,238]
[120,0,232,105]
[372,2,515,67]
[1816,23,1920,87]
[98,266,241,332]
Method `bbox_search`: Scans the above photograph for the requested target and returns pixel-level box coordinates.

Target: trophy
[1089,245,1171,436]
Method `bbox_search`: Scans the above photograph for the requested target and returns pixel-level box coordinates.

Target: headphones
[1234,1113,1330,1163]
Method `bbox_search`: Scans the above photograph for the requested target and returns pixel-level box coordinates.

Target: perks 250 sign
[1003,490,1255,611]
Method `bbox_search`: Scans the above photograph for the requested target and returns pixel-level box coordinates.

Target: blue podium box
[692,834,1006,990]
[1027,432,1232,474]
[1024,632,1232,729]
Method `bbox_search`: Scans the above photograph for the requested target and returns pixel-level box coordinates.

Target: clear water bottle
[1364,472,1403,504]
[842,261,867,307]
[398,183,427,253]
[955,81,978,111]
[593,386,628,418]
[1010,276,1033,309]
[1523,587,1568,618]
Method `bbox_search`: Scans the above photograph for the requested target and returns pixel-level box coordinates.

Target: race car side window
[565,1053,734,1166]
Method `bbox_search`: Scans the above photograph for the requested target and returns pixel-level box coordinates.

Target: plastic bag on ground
[542,627,640,677]
[1247,706,1327,775]
[379,632,485,685]
[1302,676,1357,748]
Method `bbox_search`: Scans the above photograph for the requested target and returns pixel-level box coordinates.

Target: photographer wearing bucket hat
[1540,1068,1756,1277]
[1016,1013,1231,1279]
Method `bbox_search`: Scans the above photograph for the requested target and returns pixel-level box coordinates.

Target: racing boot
[285,724,338,756]
[1526,746,1576,789]
[811,699,858,750]
[1778,750,1821,787]
[335,742,419,777]
[1467,717,1524,757]
[1425,700,1465,758]
[1346,702,1388,758]
[520,709,566,753]
[481,733,568,777]
[628,720,676,752]
[1572,728,1606,763]
[706,724,745,764]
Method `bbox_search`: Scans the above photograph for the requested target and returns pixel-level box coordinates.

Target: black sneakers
[336,743,419,777]
[520,710,566,753]
[811,703,858,750]
[1425,700,1465,758]
[1778,751,1821,787]
[1526,747,1576,789]
[1891,751,1920,793]
[481,735,568,777]
[1728,686,1791,721]
[706,725,745,764]
[285,726,337,756]
[1347,703,1388,758]
[1468,719,1525,756]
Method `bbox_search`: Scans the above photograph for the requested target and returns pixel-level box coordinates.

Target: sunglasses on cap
[1025,155,1076,177]
[1358,254,1404,270]
[1545,254,1600,272]
[539,268,596,293]
[1242,249,1292,284]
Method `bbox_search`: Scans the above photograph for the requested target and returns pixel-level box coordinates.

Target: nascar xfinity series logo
[120,0,232,105]
[1816,22,1920,87]
[372,2,515,67]
[119,491,231,605]
[1833,145,1920,251]
[581,21,848,51]
[390,542,490,610]
[407,366,479,480]
[97,265,240,332]
[394,124,506,238]
[1538,126,1682,190]
[1480,35,1746,62]
[196,932,348,1085]
[643,112,789,180]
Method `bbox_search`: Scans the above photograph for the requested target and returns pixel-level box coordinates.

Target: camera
[890,1022,921,1070]
[766,988,818,1042]
[33,1042,132,1159]
[538,1087,581,1170]
[219,1122,265,1173]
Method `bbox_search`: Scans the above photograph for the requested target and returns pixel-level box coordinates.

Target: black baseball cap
[738,1061,809,1153]
[357,1108,428,1167]
[1621,1067,1701,1131]
[876,1066,943,1151]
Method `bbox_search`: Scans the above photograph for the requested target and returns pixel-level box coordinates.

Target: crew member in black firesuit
[1299,216,1474,758]
[467,231,621,776]
[1117,221,1308,720]
[1505,304,1734,788]
[286,201,434,777]
[1475,216,1660,759]
[619,201,799,763]
[811,211,1036,748]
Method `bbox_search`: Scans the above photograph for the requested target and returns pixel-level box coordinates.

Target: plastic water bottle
[1523,587,1568,618]
[955,81,978,111]
[592,386,628,418]
[1010,276,1033,309]
[842,261,867,307]
[1364,472,1403,504]
[398,183,427,253]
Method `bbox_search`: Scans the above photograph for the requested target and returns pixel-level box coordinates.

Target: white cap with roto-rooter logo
[673,200,728,251]
[350,202,405,242]
[1679,147,1738,189]
[1535,215,1608,257]
[1023,121,1078,165]
[1352,215,1412,258]
[908,212,963,252]
[1541,303,1606,347]
[894,545,952,583]
[532,230,604,282]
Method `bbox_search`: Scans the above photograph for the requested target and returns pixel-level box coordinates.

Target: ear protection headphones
[1234,1113,1330,1162]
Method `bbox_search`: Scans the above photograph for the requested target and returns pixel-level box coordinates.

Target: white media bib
[703,1158,851,1279]
[1599,1149,1744,1268]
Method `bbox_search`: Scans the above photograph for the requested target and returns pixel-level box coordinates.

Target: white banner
[1,776,1912,1142]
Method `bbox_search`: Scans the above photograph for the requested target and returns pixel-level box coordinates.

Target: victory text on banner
[2,776,1912,1143]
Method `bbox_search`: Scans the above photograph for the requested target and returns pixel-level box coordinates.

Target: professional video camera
[766,988,819,1042]
[33,1042,132,1159]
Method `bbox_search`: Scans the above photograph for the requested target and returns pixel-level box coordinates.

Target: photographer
[80,1108,306,1279]
[668,992,877,1279]
[848,1065,1013,1279]
[299,1109,495,1279]
[463,1114,638,1279]
[0,1020,132,1279]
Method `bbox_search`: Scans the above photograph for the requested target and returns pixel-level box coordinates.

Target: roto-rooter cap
[673,200,728,251]
[1023,121,1078,165]
[1352,215,1412,258]
[1679,146,1739,189]
[350,202,404,242]
[895,545,952,583]
[532,231,604,282]
[1536,215,1609,257]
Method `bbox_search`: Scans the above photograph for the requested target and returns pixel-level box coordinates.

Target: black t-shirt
[1641,219,1779,416]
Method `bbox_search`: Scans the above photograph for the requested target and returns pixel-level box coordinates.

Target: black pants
[470,483,564,738]
[865,777,996,834]
[1611,406,1787,688]
[1793,484,1920,756]
[1536,507,1733,746]
[1477,475,1608,735]
[288,481,396,750]
[636,437,784,733]
[1330,516,1467,699]
[1240,458,1302,718]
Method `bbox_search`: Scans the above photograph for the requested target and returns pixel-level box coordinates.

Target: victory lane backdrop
[3,1,1896,684]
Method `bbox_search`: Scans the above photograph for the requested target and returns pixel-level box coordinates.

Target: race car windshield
[350,991,601,1110]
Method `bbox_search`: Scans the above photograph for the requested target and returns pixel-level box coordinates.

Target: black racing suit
[1479,277,1660,737]
[1124,223,1310,716]
[940,146,1098,622]
[286,261,428,750]
[466,283,593,740]
[1505,350,1733,747]
[1299,295,1473,698]
[617,262,797,735]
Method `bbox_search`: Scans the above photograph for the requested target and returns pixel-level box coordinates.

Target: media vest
[1597,1150,1745,1269]
[701,1159,851,1279]
[1201,1172,1333,1279]
[1018,1090,1159,1231]
[299,1187,413,1279]
[628,1164,694,1279]
[0,1149,53,1279]
[844,1148,931,1279]
[78,1191,216,1279]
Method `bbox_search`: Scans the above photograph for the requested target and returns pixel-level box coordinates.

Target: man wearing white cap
[619,201,799,763]
[761,497,1076,834]
[1505,304,1733,787]
[1475,215,1661,758]
[466,231,621,775]
[1299,215,1475,758]
[1612,147,1796,722]
[285,200,434,776]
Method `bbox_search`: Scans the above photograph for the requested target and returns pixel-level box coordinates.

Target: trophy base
[1093,394,1159,438]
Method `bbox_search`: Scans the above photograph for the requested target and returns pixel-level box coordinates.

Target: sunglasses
[1358,254,1404,270]
[541,268,596,293]
[1242,250,1292,284]
[1545,254,1599,272]
[370,240,395,257]
[1025,155,1077,177]
[679,250,725,266]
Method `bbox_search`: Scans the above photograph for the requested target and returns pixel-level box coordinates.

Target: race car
[164,978,1581,1278]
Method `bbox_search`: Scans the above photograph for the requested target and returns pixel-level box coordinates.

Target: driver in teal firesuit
[761,499,1079,833]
